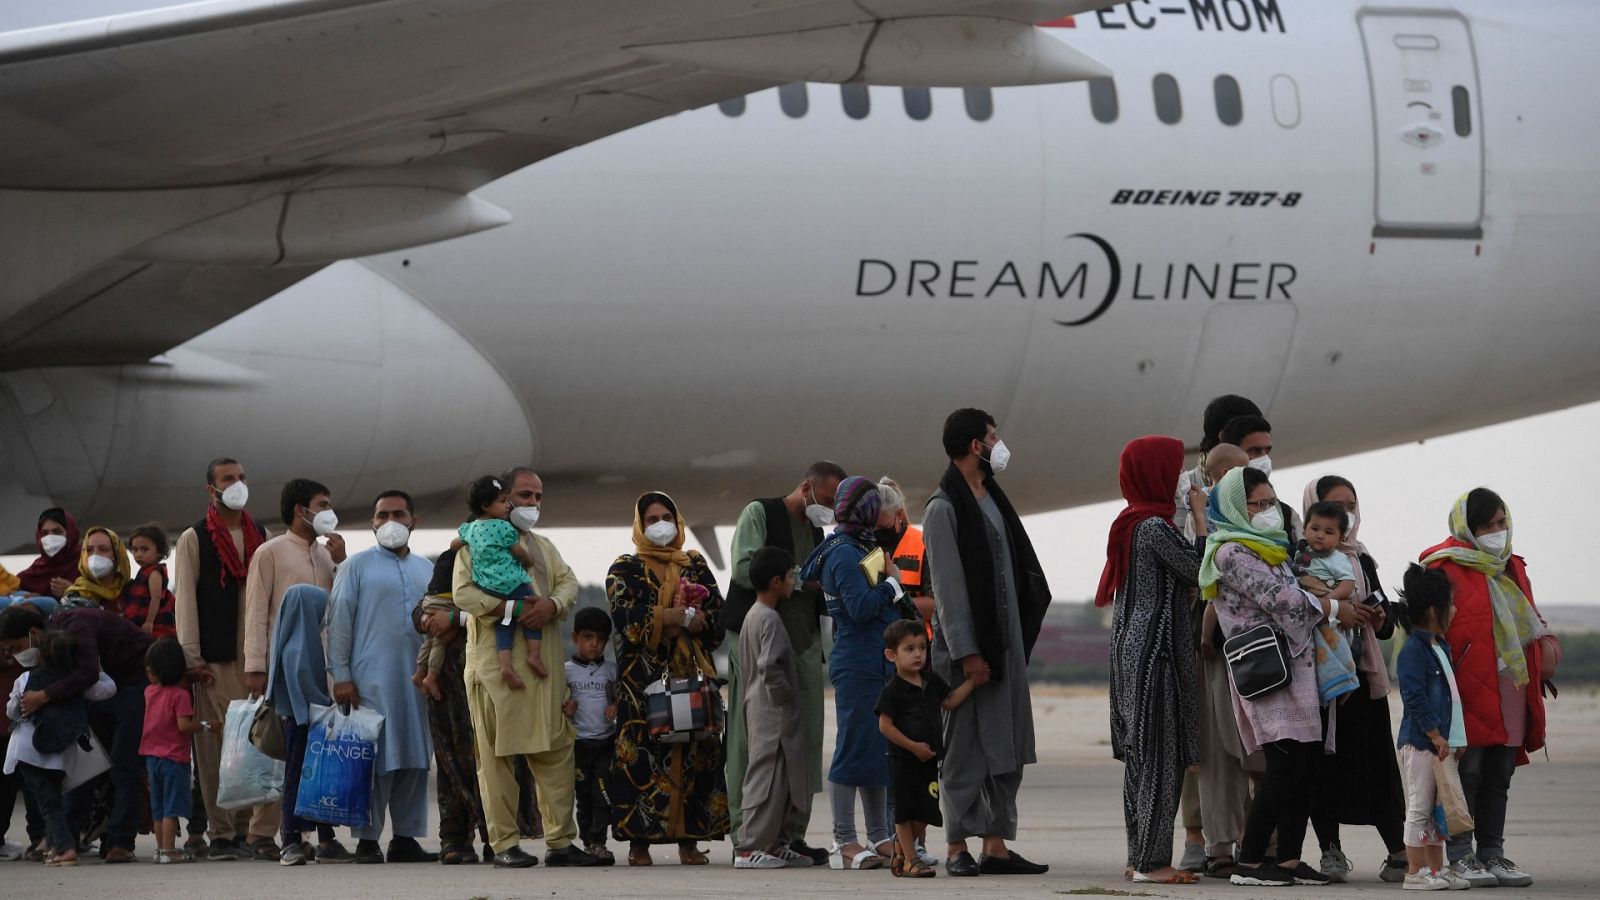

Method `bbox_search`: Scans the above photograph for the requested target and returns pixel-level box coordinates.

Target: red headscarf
[16,508,82,595]
[1095,436,1185,607]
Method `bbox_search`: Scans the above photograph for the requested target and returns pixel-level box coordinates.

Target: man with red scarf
[172,457,272,862]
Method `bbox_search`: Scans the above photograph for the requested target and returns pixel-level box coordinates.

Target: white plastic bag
[61,730,111,793]
[217,696,284,809]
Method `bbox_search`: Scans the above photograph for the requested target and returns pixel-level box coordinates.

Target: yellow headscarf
[630,492,710,677]
[0,563,20,596]
[66,526,132,606]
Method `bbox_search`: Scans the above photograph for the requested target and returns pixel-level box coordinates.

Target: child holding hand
[459,476,544,686]
[875,619,979,879]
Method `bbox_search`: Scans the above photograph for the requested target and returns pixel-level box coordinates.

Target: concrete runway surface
[7,687,1598,899]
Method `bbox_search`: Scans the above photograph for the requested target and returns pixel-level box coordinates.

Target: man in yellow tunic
[451,468,602,869]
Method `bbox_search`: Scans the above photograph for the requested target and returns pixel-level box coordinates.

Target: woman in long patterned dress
[606,492,729,866]
[1100,436,1202,885]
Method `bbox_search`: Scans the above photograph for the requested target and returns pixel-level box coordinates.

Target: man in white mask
[450,467,600,868]
[172,457,276,861]
[1219,415,1301,540]
[721,460,847,866]
[325,490,437,865]
[236,478,342,859]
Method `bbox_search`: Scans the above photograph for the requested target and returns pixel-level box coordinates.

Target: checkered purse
[644,673,724,744]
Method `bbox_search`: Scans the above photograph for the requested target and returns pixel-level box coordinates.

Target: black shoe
[789,839,829,866]
[493,846,539,868]
[315,839,355,864]
[386,837,440,863]
[208,838,240,861]
[1230,863,1296,887]
[353,839,385,864]
[946,851,981,877]
[1287,861,1332,885]
[978,851,1049,875]
[545,845,603,867]
[483,843,495,863]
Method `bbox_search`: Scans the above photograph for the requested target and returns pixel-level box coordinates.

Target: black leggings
[1241,739,1322,865]
[1313,811,1405,856]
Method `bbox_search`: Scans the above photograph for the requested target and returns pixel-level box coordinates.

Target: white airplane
[2,0,1597,556]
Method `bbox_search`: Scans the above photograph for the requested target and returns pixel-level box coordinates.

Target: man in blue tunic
[327,490,438,863]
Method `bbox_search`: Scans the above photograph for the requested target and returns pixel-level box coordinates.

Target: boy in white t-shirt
[563,606,618,864]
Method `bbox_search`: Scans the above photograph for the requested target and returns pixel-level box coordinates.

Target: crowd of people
[0,398,1561,890]
[1103,394,1559,889]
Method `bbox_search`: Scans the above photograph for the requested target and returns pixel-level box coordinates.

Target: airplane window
[1088,78,1118,124]
[1153,74,1182,125]
[1270,74,1300,128]
[964,87,994,122]
[718,96,745,117]
[903,87,932,121]
[841,84,870,120]
[779,83,809,119]
[1451,85,1472,137]
[1214,75,1242,126]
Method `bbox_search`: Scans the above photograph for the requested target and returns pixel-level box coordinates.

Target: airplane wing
[0,0,1110,368]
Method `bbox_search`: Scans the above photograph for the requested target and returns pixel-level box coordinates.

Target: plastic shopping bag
[294,702,384,827]
[61,729,111,793]
[217,696,285,809]
[1433,755,1475,837]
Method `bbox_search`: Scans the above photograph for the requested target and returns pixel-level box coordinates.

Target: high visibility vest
[890,526,935,643]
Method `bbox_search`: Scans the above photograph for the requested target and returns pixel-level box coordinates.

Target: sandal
[902,860,937,878]
[890,840,906,877]
[439,846,476,865]
[1204,857,1238,879]
[1132,868,1201,884]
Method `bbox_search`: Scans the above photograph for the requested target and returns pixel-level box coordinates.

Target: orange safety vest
[890,526,934,642]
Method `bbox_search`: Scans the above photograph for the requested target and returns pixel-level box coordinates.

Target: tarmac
[6,686,1598,899]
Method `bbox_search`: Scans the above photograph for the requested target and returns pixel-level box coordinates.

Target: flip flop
[1133,869,1201,884]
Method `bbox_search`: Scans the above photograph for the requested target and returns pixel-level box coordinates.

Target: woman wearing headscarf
[1203,467,1368,888]
[798,476,910,870]
[16,509,81,598]
[265,584,352,865]
[1100,436,1201,885]
[606,492,728,866]
[62,527,131,611]
[1299,476,1407,883]
[1421,488,1551,889]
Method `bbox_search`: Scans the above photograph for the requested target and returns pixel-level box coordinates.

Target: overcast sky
[9,400,1592,609]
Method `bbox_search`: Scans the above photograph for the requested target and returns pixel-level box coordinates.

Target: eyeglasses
[1245,497,1279,513]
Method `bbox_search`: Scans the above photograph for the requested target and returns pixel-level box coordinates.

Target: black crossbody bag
[1223,623,1292,699]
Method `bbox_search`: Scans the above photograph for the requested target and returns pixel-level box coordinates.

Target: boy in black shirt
[875,619,979,878]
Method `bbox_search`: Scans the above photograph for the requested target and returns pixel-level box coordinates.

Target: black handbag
[1223,623,1292,700]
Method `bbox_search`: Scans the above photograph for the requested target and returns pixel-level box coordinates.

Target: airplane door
[1359,10,1484,238]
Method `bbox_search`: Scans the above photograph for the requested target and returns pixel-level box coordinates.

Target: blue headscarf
[266,584,331,722]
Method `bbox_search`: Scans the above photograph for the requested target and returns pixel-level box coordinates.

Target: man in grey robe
[734,548,810,868]
[922,408,1051,877]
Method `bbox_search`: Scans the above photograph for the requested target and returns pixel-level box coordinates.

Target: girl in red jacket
[1419,488,1550,889]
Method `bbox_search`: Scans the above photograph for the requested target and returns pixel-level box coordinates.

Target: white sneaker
[772,845,814,867]
[1451,855,1500,888]
[1440,867,1473,890]
[1404,867,1451,891]
[1484,857,1532,888]
[1320,847,1352,883]
[0,841,26,861]
[914,840,938,867]
[735,849,788,870]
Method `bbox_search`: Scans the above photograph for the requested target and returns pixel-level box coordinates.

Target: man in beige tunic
[734,548,810,869]
[451,468,601,869]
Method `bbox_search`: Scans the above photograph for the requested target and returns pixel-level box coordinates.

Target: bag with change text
[294,702,384,827]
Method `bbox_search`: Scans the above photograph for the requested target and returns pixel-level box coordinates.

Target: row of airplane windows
[716,76,1293,127]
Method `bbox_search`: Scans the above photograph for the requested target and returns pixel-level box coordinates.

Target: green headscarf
[1420,493,1546,687]
[1199,467,1291,600]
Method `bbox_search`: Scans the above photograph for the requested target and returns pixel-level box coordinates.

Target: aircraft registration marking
[1092,0,1287,34]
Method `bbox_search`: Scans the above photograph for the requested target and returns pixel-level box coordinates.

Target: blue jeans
[146,757,190,821]
[490,583,540,652]
[19,764,71,854]
[280,718,335,845]
[69,683,145,851]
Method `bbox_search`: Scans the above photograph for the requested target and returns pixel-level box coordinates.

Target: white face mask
[804,486,835,528]
[309,509,339,537]
[1251,505,1285,533]
[12,647,40,668]
[1246,455,1273,476]
[219,481,249,511]
[984,439,1012,473]
[40,534,68,557]
[87,554,116,579]
[644,520,678,547]
[374,521,410,550]
[1345,511,1359,535]
[1476,529,1509,556]
[509,505,541,531]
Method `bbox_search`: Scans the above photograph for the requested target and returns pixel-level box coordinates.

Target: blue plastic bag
[294,703,384,827]
[217,697,285,809]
